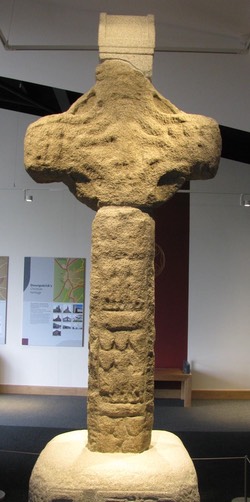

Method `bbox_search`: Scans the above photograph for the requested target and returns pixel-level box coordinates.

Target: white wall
[0,108,94,388]
[189,160,250,389]
[0,29,249,389]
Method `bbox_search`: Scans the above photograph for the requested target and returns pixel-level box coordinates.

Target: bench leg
[181,378,192,407]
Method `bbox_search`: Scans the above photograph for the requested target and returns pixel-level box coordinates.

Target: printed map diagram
[22,256,85,346]
[0,257,8,301]
[53,258,85,303]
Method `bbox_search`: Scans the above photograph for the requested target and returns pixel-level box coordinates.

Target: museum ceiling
[0,0,249,54]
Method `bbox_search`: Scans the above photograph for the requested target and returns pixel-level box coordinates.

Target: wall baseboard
[155,389,250,400]
[0,385,250,400]
[0,385,88,396]
[192,389,250,400]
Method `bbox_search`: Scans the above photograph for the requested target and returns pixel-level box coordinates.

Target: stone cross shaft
[24,38,221,453]
[88,205,155,452]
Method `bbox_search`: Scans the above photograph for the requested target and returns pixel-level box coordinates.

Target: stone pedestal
[28,430,200,502]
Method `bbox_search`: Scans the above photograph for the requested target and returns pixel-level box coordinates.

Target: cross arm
[24,60,221,211]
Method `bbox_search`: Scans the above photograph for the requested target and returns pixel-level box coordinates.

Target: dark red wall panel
[154,193,190,368]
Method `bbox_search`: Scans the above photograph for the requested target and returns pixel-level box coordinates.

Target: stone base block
[28,430,200,502]
[231,499,250,501]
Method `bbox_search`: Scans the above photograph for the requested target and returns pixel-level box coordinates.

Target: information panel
[22,257,86,347]
[0,257,9,345]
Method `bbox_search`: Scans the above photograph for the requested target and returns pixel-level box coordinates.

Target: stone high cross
[24,14,221,453]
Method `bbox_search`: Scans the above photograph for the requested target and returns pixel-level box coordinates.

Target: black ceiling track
[219,125,249,164]
[0,75,249,165]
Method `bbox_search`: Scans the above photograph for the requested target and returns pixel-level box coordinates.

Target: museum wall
[0,39,249,390]
[0,107,94,388]
[189,159,250,390]
[154,194,189,369]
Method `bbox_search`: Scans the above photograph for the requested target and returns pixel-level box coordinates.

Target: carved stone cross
[24,15,221,454]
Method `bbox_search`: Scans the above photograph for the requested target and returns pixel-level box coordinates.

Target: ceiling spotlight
[24,189,33,202]
[240,194,250,207]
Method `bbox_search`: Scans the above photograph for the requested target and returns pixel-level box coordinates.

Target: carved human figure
[24,55,221,453]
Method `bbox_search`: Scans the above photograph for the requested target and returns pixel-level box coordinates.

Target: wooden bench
[154,368,192,407]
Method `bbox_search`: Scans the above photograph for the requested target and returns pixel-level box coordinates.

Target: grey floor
[0,395,250,502]
[1,394,250,431]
